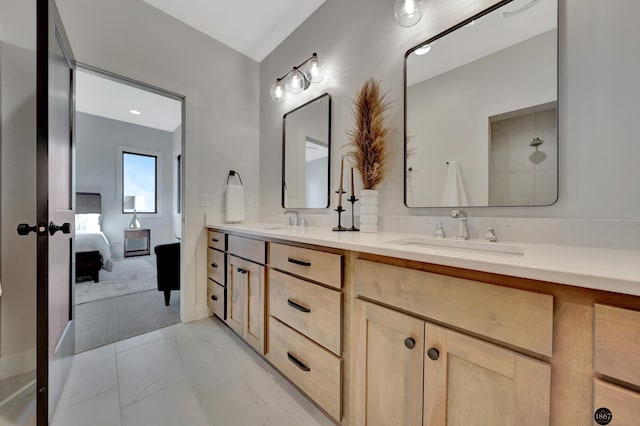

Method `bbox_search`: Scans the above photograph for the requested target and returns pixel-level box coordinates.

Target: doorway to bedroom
[73,67,184,353]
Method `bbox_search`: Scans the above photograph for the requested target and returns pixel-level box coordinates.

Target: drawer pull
[236,267,247,274]
[211,263,218,268]
[287,257,311,267]
[427,347,440,361]
[287,352,311,372]
[287,299,311,313]
[210,294,218,301]
[404,337,416,350]
[211,238,219,242]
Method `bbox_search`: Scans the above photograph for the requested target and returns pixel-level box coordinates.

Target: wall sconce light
[394,0,424,27]
[270,53,324,103]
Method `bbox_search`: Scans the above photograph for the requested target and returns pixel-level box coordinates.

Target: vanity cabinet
[593,304,640,423]
[267,242,343,421]
[351,259,553,426]
[206,230,227,319]
[226,236,267,354]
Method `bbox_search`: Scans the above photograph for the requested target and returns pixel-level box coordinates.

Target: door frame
[73,63,187,312]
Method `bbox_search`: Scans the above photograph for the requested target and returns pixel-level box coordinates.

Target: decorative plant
[346,78,391,190]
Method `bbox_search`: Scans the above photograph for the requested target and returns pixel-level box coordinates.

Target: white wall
[259,0,640,250]
[172,124,182,239]
[57,0,260,322]
[76,112,176,259]
[0,0,37,379]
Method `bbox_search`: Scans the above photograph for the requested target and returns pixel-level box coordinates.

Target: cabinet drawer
[270,243,342,289]
[207,230,226,251]
[207,248,225,285]
[228,235,265,264]
[593,379,640,424]
[594,304,640,387]
[270,270,341,355]
[267,317,341,421]
[207,279,225,320]
[355,259,554,357]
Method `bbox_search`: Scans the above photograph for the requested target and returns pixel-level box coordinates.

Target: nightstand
[124,228,151,257]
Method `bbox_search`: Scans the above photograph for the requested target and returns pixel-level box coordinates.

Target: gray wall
[259,0,640,249]
[76,112,176,258]
[57,0,261,321]
[0,0,37,379]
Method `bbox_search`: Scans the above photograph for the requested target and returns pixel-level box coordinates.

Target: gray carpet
[75,258,157,305]
[75,289,180,353]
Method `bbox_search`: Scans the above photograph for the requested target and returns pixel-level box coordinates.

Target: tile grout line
[113,343,124,426]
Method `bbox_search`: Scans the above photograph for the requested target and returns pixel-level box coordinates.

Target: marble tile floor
[52,317,334,426]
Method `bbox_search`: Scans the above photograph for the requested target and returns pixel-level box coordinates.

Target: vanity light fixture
[394,0,424,27]
[269,53,324,103]
[129,109,141,115]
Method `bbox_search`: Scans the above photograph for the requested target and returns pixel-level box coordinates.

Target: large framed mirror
[404,0,558,207]
[282,93,331,208]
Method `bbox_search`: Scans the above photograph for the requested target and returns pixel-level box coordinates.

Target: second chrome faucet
[450,209,469,240]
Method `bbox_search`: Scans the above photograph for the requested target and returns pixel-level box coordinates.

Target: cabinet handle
[287,257,311,267]
[212,238,219,242]
[236,267,247,274]
[210,294,218,301]
[287,352,310,372]
[287,299,311,313]
[211,263,218,268]
[404,337,416,350]
[427,347,440,361]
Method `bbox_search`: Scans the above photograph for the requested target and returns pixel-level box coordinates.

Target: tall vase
[359,189,378,233]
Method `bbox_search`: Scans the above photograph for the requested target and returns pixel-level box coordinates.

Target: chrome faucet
[451,209,469,240]
[283,210,299,226]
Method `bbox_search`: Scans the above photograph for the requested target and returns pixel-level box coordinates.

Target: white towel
[225,184,245,223]
[440,160,469,207]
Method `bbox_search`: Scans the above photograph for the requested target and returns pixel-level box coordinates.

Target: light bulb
[270,80,286,103]
[285,68,307,94]
[394,0,424,27]
[304,54,324,83]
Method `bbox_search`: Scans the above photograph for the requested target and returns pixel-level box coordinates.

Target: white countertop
[206,223,640,297]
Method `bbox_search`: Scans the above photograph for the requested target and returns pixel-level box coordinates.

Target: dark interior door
[36,0,75,423]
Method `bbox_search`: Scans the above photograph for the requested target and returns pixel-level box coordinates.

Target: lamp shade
[270,80,286,103]
[303,54,324,83]
[394,0,424,27]
[285,68,307,94]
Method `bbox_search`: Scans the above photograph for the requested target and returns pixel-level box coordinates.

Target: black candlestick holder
[347,195,359,231]
[333,189,347,231]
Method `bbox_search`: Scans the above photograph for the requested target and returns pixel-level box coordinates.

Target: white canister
[359,189,378,233]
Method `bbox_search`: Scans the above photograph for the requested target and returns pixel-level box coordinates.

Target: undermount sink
[385,237,525,258]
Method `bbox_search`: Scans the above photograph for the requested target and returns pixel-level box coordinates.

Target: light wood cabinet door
[593,379,640,425]
[243,259,265,354]
[352,299,425,426]
[226,255,244,337]
[424,323,551,426]
[226,255,265,354]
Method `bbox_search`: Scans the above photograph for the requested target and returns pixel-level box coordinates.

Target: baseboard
[0,348,36,382]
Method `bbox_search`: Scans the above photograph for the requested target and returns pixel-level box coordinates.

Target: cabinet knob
[427,347,440,361]
[404,337,416,349]
[210,294,218,301]
[211,263,218,268]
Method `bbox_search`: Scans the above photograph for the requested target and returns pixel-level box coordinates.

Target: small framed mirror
[282,93,331,208]
[404,0,558,207]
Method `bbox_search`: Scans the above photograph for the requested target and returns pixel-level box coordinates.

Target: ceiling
[76,1,327,131]
[141,0,326,62]
[75,69,182,132]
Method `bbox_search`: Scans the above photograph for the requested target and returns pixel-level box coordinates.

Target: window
[122,151,158,213]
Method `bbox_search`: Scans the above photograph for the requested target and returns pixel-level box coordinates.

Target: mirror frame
[281,92,332,209]
[403,0,559,208]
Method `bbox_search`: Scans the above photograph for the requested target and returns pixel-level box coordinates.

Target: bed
[75,193,114,282]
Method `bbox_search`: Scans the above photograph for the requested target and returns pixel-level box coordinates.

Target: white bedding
[76,231,114,272]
